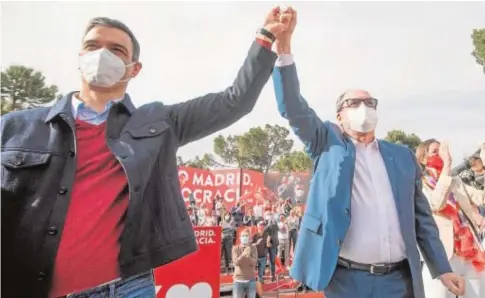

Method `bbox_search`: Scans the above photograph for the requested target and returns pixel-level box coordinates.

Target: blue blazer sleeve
[411,150,453,278]
[272,63,327,158]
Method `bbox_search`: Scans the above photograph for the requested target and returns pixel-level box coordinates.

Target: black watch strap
[257,28,276,43]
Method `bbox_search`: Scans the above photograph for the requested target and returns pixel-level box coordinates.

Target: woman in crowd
[287,210,299,255]
[417,140,485,298]
[232,228,258,298]
[220,213,236,272]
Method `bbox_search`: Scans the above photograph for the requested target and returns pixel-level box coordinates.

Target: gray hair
[84,17,140,61]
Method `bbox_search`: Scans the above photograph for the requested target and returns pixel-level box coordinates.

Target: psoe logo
[165,282,212,298]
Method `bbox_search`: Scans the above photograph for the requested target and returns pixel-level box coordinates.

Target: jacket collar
[45,91,136,123]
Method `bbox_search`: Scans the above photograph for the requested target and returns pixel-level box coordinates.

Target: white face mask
[79,48,134,87]
[342,104,378,133]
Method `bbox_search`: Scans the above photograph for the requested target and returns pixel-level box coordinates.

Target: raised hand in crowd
[438,140,452,176]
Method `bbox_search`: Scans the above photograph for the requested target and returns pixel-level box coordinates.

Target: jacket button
[37,272,46,280]
[148,127,156,134]
[58,187,68,194]
[47,226,58,235]
[68,150,75,157]
[12,157,23,166]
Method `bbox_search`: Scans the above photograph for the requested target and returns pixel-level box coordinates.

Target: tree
[213,124,294,173]
[384,129,422,151]
[272,150,313,173]
[1,65,59,115]
[471,28,485,74]
[176,153,214,169]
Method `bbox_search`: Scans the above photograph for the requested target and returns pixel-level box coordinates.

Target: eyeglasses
[340,97,378,111]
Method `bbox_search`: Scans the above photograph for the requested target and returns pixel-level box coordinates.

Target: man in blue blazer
[272,8,465,298]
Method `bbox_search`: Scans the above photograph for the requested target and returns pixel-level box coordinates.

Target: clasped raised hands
[262,6,297,49]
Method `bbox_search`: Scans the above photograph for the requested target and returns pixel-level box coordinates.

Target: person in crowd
[271,204,281,222]
[232,202,246,227]
[221,213,236,273]
[293,201,304,219]
[294,183,306,204]
[418,140,485,298]
[197,203,209,226]
[215,195,226,225]
[263,211,279,282]
[459,155,485,191]
[253,199,265,222]
[1,8,289,297]
[203,209,217,226]
[252,221,268,284]
[272,7,464,298]
[287,210,300,255]
[187,206,198,226]
[264,200,272,213]
[277,176,295,202]
[232,229,258,298]
[282,198,293,216]
[244,208,258,226]
[277,214,291,269]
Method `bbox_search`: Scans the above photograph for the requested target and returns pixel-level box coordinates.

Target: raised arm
[271,8,327,157]
[168,9,286,147]
[422,175,454,211]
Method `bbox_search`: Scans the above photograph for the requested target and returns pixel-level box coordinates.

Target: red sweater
[50,120,129,298]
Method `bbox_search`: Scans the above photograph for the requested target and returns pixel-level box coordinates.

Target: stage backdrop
[154,226,222,298]
[178,166,264,209]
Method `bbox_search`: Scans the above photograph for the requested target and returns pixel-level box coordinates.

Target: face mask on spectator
[427,155,444,174]
[240,235,249,245]
[225,216,230,221]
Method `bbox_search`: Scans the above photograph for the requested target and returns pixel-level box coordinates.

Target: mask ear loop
[119,62,137,83]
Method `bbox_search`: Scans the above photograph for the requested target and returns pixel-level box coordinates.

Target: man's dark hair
[84,17,140,61]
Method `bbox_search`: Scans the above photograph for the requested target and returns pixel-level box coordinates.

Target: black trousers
[221,237,233,269]
[289,229,298,253]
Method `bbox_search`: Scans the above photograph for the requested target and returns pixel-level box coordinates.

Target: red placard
[154,226,221,298]
[178,167,264,209]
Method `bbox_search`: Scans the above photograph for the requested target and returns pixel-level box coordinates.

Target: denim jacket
[1,41,276,297]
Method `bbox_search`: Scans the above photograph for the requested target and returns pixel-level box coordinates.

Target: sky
[2,1,485,165]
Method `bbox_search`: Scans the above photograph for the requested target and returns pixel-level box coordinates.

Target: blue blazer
[272,63,452,298]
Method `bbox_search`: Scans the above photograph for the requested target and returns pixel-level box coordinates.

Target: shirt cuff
[276,54,295,67]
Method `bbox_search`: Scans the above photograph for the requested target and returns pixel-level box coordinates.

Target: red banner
[178,167,264,209]
[154,226,222,298]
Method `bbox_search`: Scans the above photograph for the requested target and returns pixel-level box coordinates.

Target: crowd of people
[187,194,304,277]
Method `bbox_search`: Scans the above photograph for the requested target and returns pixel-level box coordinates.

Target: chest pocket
[1,150,52,193]
[126,120,169,139]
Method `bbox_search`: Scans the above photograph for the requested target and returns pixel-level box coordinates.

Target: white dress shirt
[339,139,407,264]
[277,54,407,264]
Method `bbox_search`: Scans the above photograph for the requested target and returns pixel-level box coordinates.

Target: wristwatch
[257,28,276,43]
